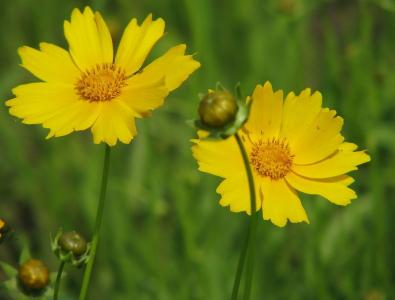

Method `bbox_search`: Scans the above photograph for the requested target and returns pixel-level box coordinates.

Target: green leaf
[0,261,17,277]
[19,246,31,264]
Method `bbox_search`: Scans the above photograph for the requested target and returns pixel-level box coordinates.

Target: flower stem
[79,145,111,300]
[243,212,258,300]
[231,133,258,300]
[230,228,249,300]
[53,261,65,300]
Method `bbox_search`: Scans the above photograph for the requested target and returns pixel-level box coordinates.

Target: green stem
[53,261,65,300]
[243,212,258,300]
[230,227,249,300]
[231,133,258,300]
[79,145,111,300]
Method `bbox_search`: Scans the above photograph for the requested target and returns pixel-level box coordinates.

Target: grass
[0,0,394,299]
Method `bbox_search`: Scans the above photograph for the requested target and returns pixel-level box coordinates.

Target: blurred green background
[0,0,393,299]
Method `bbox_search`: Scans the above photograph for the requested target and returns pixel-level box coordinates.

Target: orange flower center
[250,138,293,180]
[75,63,127,102]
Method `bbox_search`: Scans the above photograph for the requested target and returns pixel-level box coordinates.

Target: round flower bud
[199,91,238,128]
[58,231,87,257]
[18,259,49,292]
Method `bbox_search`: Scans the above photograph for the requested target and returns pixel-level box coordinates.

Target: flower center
[75,63,127,102]
[250,138,293,180]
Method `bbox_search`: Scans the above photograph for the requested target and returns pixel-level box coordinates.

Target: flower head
[18,259,50,296]
[52,229,90,267]
[192,82,370,227]
[198,90,238,128]
[6,7,200,146]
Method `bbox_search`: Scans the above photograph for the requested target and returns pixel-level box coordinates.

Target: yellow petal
[121,76,169,117]
[245,82,283,138]
[64,7,113,70]
[6,82,101,138]
[292,108,344,164]
[138,44,200,91]
[280,89,322,148]
[91,99,137,146]
[261,178,309,227]
[192,135,244,178]
[95,11,114,63]
[115,14,165,76]
[8,83,77,123]
[292,143,371,178]
[44,101,101,138]
[217,174,262,214]
[286,172,357,206]
[18,43,80,83]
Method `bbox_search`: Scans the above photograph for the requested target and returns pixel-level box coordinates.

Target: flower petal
[7,83,78,123]
[292,142,371,178]
[192,135,244,178]
[6,82,100,138]
[245,82,283,138]
[286,172,356,206]
[280,89,322,148]
[121,75,169,117]
[260,178,309,227]
[115,14,165,76]
[217,174,262,214]
[64,7,113,70]
[44,101,101,138]
[94,11,114,63]
[18,43,80,83]
[292,108,344,164]
[138,44,200,91]
[91,99,137,146]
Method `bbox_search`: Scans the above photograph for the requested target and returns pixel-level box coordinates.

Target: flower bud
[199,91,238,128]
[18,259,49,295]
[58,231,87,257]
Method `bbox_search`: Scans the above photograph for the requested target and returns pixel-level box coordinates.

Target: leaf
[0,261,17,277]
[19,246,31,264]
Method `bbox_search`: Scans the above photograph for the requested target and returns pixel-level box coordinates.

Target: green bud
[198,91,238,128]
[18,259,49,295]
[58,231,87,257]
[52,229,90,267]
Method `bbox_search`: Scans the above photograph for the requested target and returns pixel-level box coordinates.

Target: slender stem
[231,133,258,300]
[230,228,250,300]
[79,145,111,300]
[53,261,65,300]
[243,213,258,300]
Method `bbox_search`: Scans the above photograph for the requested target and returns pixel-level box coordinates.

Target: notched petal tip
[83,6,94,15]
[299,87,312,97]
[265,215,310,228]
[361,150,371,162]
[5,98,16,107]
[144,13,153,22]
[312,90,322,99]
[71,7,83,19]
[262,81,272,90]
[17,46,29,56]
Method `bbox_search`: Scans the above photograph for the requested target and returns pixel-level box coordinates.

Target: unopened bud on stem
[18,259,49,296]
[199,91,238,128]
[58,231,87,257]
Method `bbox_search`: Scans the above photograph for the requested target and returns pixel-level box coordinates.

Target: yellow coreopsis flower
[6,7,200,146]
[192,82,370,227]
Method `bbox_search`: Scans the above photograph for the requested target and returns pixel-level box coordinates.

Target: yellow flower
[192,82,370,227]
[6,7,200,146]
